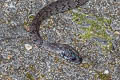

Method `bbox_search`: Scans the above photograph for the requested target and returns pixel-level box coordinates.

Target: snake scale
[29,0,88,64]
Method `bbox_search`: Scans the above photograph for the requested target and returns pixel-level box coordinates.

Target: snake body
[29,0,88,64]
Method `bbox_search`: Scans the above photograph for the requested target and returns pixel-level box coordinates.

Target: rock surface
[0,0,120,80]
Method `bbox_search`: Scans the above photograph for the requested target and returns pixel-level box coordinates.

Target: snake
[29,0,88,64]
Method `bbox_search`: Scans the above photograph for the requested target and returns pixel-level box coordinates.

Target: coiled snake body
[29,0,88,64]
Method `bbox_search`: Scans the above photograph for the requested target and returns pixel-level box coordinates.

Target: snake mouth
[72,57,83,64]
[67,55,83,64]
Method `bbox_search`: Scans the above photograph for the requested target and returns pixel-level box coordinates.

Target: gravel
[0,0,120,80]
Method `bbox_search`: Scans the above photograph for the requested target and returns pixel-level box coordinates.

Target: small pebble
[104,70,109,74]
[7,55,12,60]
[114,31,120,35]
[25,44,32,50]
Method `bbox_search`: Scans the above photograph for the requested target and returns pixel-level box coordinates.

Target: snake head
[59,44,82,64]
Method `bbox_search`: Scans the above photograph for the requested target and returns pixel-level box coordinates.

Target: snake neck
[30,0,88,47]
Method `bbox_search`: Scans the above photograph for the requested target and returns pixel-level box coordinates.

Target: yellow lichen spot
[81,63,91,69]
[26,72,34,80]
[54,56,59,63]
[98,72,111,80]
[37,74,45,80]
[24,20,29,31]
[28,14,35,21]
[29,65,35,71]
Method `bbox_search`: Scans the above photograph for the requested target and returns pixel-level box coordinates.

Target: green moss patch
[72,10,113,52]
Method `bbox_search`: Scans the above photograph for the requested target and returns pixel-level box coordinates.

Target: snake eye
[71,57,76,61]
[69,51,82,64]
[69,53,78,61]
